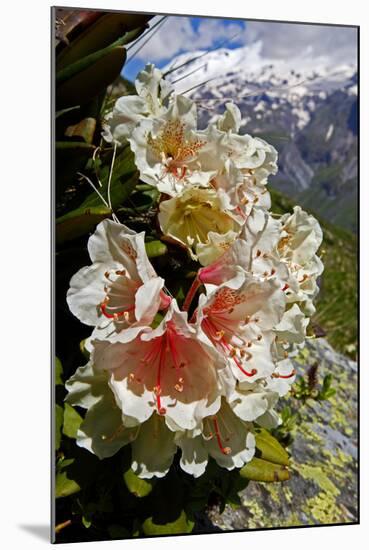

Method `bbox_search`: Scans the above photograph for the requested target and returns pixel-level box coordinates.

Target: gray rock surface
[207,338,358,529]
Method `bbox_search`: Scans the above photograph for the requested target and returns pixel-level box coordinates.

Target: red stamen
[203,318,257,378]
[273,369,296,379]
[282,284,289,292]
[167,329,179,368]
[100,302,135,319]
[156,336,167,415]
[231,352,257,377]
[235,205,247,219]
[179,166,187,180]
[129,338,161,386]
[213,417,231,455]
[167,329,186,392]
[183,276,201,312]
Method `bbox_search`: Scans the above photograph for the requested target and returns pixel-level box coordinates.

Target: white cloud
[243,21,357,65]
[128,16,357,69]
[128,16,245,63]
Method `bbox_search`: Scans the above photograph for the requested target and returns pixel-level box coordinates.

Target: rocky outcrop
[207,338,358,529]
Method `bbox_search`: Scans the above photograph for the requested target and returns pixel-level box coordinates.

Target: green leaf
[55,404,64,451]
[255,428,290,466]
[317,374,336,400]
[55,357,63,386]
[81,173,138,211]
[79,339,90,360]
[80,146,138,209]
[82,516,92,529]
[240,457,291,482]
[55,142,95,199]
[55,141,95,151]
[56,28,143,84]
[145,240,168,258]
[55,146,138,243]
[55,469,81,498]
[123,469,154,498]
[107,524,130,539]
[56,14,151,70]
[55,141,95,199]
[56,46,127,109]
[56,205,112,244]
[322,373,333,391]
[151,313,164,329]
[142,510,194,536]
[62,403,83,439]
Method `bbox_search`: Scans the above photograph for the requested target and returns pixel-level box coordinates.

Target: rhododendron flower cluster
[65,64,323,479]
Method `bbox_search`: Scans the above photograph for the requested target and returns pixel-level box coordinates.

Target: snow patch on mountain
[164,43,356,134]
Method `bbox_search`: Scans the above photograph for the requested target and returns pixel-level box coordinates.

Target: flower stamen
[212,417,231,455]
[272,369,296,379]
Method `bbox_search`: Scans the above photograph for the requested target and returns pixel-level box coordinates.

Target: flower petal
[135,277,166,324]
[109,376,154,427]
[176,434,209,478]
[229,381,279,422]
[65,361,137,459]
[65,361,109,410]
[67,262,114,326]
[216,102,242,133]
[204,403,256,469]
[131,414,176,478]
[102,95,147,144]
[76,392,136,459]
[275,304,309,344]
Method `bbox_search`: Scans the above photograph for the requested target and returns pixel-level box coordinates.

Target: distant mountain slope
[165,45,358,232]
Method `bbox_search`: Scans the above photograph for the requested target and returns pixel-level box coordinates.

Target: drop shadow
[18,524,50,542]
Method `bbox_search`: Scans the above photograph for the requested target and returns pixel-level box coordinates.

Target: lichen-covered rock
[207,338,358,529]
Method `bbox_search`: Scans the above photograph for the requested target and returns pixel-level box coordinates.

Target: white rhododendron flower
[158,186,240,258]
[64,64,324,480]
[278,206,324,313]
[196,229,239,267]
[194,115,277,210]
[66,361,138,459]
[196,120,277,180]
[216,102,242,133]
[228,379,280,423]
[128,95,215,196]
[210,159,271,221]
[196,275,287,382]
[66,361,177,477]
[67,219,171,338]
[102,63,173,144]
[198,208,289,284]
[92,301,226,431]
[176,401,256,477]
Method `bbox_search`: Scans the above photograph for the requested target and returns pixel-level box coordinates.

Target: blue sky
[123,15,357,82]
[123,16,248,81]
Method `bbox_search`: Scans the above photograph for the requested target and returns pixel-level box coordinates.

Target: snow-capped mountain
[164,44,358,232]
